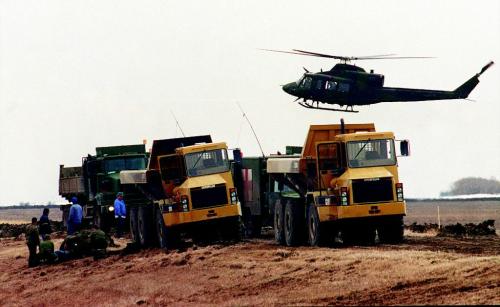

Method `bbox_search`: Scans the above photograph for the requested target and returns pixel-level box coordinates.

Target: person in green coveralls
[39,234,58,264]
[25,217,40,267]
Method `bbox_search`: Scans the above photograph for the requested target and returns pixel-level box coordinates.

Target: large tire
[274,200,286,245]
[307,205,322,246]
[94,208,103,230]
[220,216,242,242]
[155,208,179,249]
[284,200,303,246]
[137,206,153,247]
[378,216,404,244]
[250,215,262,238]
[129,207,139,243]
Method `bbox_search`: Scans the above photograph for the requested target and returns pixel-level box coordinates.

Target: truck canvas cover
[96,144,146,156]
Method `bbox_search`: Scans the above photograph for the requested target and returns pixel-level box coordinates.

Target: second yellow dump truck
[234,120,410,246]
[121,135,242,248]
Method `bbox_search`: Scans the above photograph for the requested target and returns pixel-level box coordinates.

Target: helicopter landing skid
[298,102,359,113]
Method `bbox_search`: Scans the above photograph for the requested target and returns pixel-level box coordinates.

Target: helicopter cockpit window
[299,77,312,89]
[325,81,337,91]
[316,80,323,90]
[338,83,350,93]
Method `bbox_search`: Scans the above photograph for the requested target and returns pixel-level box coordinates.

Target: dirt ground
[1,231,499,306]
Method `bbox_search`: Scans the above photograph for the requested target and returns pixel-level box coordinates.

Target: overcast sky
[0,0,499,205]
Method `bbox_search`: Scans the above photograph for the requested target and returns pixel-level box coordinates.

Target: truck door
[316,142,342,193]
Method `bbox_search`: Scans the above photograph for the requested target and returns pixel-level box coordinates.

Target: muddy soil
[1,232,499,306]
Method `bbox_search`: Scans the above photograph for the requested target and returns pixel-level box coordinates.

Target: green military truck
[59,144,149,230]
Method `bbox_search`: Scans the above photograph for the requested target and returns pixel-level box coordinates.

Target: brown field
[406,200,500,225]
[0,200,499,306]
[0,208,63,224]
[2,200,499,225]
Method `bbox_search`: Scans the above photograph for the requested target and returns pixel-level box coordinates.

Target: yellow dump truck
[235,120,410,246]
[121,135,241,248]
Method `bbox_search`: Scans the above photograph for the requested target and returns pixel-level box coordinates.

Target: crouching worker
[55,227,110,262]
[89,226,109,260]
[39,234,58,264]
[55,232,85,262]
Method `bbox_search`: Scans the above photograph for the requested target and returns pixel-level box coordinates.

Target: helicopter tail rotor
[454,61,494,98]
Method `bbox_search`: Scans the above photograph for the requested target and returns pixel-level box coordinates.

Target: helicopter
[263,49,494,112]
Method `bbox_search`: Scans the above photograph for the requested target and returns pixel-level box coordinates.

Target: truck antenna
[170,110,186,137]
[236,102,265,157]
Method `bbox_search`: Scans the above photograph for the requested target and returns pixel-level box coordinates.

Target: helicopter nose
[282,82,297,95]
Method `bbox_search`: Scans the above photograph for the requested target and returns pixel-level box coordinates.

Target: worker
[38,234,57,264]
[55,227,111,262]
[38,208,52,240]
[25,217,40,267]
[113,192,126,238]
[55,231,87,261]
[89,225,109,259]
[67,196,83,235]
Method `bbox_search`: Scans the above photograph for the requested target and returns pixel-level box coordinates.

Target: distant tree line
[0,201,59,210]
[440,177,500,196]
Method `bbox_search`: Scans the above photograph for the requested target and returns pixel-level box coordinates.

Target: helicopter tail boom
[453,61,494,98]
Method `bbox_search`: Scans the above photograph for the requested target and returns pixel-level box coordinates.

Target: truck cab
[59,144,149,229]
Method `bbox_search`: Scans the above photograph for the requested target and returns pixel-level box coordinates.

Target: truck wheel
[360,226,376,245]
[94,208,103,230]
[274,200,286,245]
[129,207,139,244]
[155,208,178,249]
[138,206,153,247]
[307,205,322,246]
[284,200,302,246]
[378,216,404,244]
[221,216,242,242]
[250,215,262,238]
[341,222,376,246]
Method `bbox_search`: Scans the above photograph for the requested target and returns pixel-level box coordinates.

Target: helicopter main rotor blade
[354,56,435,60]
[262,48,434,61]
[294,49,434,60]
[259,48,324,57]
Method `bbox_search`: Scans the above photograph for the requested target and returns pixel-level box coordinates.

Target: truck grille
[352,177,394,204]
[190,184,228,210]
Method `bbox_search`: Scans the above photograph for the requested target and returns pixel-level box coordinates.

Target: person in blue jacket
[67,196,83,235]
[114,192,126,237]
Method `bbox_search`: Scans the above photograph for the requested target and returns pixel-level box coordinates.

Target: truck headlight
[395,183,404,201]
[340,187,349,206]
[180,195,189,212]
[230,188,237,204]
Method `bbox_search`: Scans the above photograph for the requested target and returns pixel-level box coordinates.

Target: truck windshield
[185,149,230,177]
[104,157,146,173]
[347,139,396,168]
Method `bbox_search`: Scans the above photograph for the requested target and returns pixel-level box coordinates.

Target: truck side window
[317,143,340,171]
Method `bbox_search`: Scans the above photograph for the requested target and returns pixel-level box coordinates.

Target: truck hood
[340,167,394,181]
[180,174,227,190]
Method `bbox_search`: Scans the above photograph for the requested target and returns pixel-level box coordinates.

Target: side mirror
[400,140,410,156]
